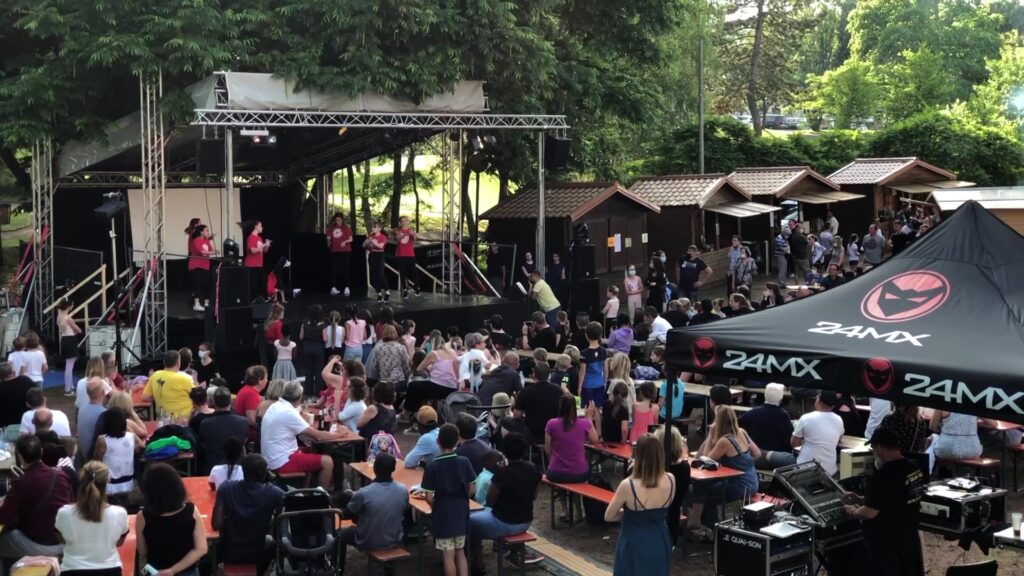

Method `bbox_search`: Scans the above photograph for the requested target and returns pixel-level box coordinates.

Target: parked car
[763,114,786,129]
[783,117,801,129]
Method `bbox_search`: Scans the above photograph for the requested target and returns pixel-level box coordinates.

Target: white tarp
[127,186,241,262]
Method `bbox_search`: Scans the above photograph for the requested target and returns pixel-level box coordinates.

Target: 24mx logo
[722,350,822,380]
[808,321,931,347]
[904,373,1024,415]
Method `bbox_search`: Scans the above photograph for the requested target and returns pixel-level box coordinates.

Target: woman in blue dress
[605,434,676,576]
[687,405,761,532]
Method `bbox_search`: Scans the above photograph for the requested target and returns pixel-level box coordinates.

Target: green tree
[880,48,956,121]
[803,59,881,129]
[961,31,1024,133]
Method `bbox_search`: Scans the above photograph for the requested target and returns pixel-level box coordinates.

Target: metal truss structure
[140,73,167,358]
[193,109,569,131]
[31,140,55,336]
[440,132,462,294]
[61,171,289,188]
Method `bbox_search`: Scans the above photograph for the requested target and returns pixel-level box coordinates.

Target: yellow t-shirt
[143,369,195,418]
[532,279,560,312]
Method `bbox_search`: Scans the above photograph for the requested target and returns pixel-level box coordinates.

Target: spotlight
[338,127,348,137]
[573,222,590,244]
[94,191,127,222]
[467,134,498,173]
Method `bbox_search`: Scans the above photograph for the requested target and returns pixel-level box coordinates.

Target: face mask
[198,350,209,360]
[627,269,636,276]
[660,256,667,263]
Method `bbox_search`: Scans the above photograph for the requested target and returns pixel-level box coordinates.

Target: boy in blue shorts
[422,423,477,576]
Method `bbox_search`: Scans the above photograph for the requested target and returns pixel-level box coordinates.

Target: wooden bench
[496,532,540,576]
[367,547,411,574]
[269,470,312,489]
[541,476,615,529]
[221,564,258,576]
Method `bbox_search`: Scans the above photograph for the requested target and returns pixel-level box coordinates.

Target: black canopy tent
[665,201,1024,424]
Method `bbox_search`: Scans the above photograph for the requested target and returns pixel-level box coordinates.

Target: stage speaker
[197,139,225,175]
[571,245,596,279]
[570,278,601,319]
[544,135,572,170]
[251,301,272,323]
[218,266,250,306]
[217,306,254,350]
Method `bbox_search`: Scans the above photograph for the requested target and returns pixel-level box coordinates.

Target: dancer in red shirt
[244,220,271,301]
[394,215,420,298]
[188,225,216,311]
[365,221,390,303]
[326,212,353,297]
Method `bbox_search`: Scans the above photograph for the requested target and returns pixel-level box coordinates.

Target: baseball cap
[416,406,438,426]
[868,427,900,449]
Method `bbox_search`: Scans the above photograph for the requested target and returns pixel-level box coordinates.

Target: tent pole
[224,129,234,243]
[664,364,676,467]
[537,132,546,274]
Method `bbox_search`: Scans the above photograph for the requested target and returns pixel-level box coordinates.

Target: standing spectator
[624,264,644,319]
[323,311,345,360]
[394,216,421,298]
[506,364,562,444]
[142,350,195,419]
[20,332,48,386]
[629,383,659,443]
[808,234,826,274]
[831,236,845,270]
[343,307,368,361]
[737,247,757,288]
[606,313,634,355]
[605,434,675,576]
[847,233,860,269]
[421,424,477,576]
[455,413,490,474]
[199,387,249,472]
[469,433,541,571]
[56,461,129,576]
[826,209,839,237]
[861,224,886,266]
[77,378,108,460]
[677,245,712,303]
[792,391,845,476]
[0,435,75,559]
[527,271,561,328]
[774,227,791,286]
[272,325,298,381]
[602,285,620,333]
[645,255,668,310]
[213,454,285,576]
[725,236,743,296]
[864,398,892,442]
[652,426,691,549]
[299,305,327,396]
[545,252,566,302]
[368,325,411,386]
[519,252,536,287]
[138,464,208,576]
[0,362,35,428]
[485,241,507,293]
[57,300,82,395]
[788,224,809,283]
[578,322,609,410]
[326,212,353,297]
[234,366,267,438]
[739,384,796,469]
[819,223,834,267]
[338,454,408,567]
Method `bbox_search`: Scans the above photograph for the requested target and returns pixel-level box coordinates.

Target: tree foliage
[803,59,881,129]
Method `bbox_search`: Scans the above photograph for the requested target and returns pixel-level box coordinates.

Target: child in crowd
[324,310,345,359]
[602,285,620,335]
[554,310,570,353]
[7,336,25,378]
[551,354,578,397]
[475,450,506,504]
[570,312,590,350]
[401,319,417,360]
[339,377,368,434]
[624,263,644,319]
[630,382,659,443]
[601,382,630,443]
[578,322,609,412]
[272,325,297,380]
[208,437,244,489]
[421,424,477,576]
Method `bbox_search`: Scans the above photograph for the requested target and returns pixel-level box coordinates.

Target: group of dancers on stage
[185,213,423,311]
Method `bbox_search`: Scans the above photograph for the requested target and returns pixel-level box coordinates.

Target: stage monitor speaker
[218,266,250,306]
[197,138,225,175]
[251,301,272,323]
[572,245,596,279]
[217,306,254,350]
[570,278,601,319]
[544,135,572,170]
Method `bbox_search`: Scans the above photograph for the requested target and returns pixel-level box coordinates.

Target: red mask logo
[692,337,717,370]
[862,358,894,395]
[860,270,950,323]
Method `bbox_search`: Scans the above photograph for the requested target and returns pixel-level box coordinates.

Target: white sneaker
[330,287,340,296]
[283,260,292,268]
[343,287,350,297]
[293,288,302,297]
[193,302,205,312]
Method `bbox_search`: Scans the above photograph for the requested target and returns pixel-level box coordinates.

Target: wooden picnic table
[121,513,137,576]
[182,476,219,539]
[131,386,153,421]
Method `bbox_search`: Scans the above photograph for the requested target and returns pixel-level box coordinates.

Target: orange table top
[183,476,219,538]
[144,421,160,437]
[349,461,483,515]
[689,465,745,482]
[131,387,152,407]
[586,442,633,461]
[121,514,137,576]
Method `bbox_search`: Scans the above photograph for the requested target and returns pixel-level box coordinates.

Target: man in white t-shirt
[459,333,492,392]
[791,390,845,476]
[259,380,351,489]
[20,389,72,436]
[644,306,673,343]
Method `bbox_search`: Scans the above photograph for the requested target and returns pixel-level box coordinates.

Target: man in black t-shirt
[469,433,541,570]
[486,314,513,351]
[213,454,287,576]
[0,363,35,428]
[504,363,561,444]
[521,311,557,351]
[739,384,795,469]
[843,428,925,576]
[789,224,809,282]
[485,242,507,291]
[677,245,712,302]
[661,299,689,328]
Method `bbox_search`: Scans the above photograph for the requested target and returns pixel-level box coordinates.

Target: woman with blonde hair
[106,391,149,440]
[76,356,111,410]
[605,434,675,575]
[56,461,129,576]
[606,352,636,416]
[652,425,691,548]
[688,406,760,532]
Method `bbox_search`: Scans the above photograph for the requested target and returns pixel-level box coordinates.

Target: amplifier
[838,447,875,480]
[770,462,849,527]
[714,517,813,576]
[919,478,1006,537]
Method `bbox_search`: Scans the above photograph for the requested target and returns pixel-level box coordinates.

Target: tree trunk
[346,165,357,231]
[359,160,372,232]
[498,169,510,202]
[747,0,767,136]
[390,152,402,228]
[0,147,31,197]
[407,148,420,232]
[461,164,476,245]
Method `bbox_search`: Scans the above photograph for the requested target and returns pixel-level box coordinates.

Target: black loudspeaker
[251,301,272,323]
[197,139,225,175]
[544,135,572,170]
[572,245,596,279]
[218,266,250,306]
[570,278,601,318]
[217,306,254,350]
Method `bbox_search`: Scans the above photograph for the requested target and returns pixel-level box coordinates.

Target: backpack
[367,431,403,462]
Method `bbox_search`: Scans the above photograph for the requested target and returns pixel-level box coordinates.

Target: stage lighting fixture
[467,134,498,173]
[94,191,128,222]
[267,135,277,145]
[222,238,240,261]
[338,127,348,137]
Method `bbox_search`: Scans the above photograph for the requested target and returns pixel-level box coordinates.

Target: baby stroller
[274,488,343,576]
[441,391,506,443]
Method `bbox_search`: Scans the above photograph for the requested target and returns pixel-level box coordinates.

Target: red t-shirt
[244,233,264,268]
[395,227,416,258]
[264,319,283,343]
[368,232,387,253]
[327,224,353,253]
[234,384,262,418]
[188,236,213,270]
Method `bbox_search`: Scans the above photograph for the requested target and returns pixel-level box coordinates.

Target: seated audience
[505,363,561,445]
[187,387,215,436]
[234,366,268,438]
[213,454,286,576]
[601,382,630,443]
[478,352,523,408]
[546,395,599,487]
[137,464,208,576]
[0,362,36,428]
[930,410,984,461]
[75,357,112,410]
[142,350,195,419]
[199,387,249,472]
[739,383,796,469]
[475,450,505,504]
[356,381,398,440]
[261,380,350,488]
[0,435,75,560]
[880,403,930,454]
[77,377,108,460]
[606,314,634,355]
[20,387,72,436]
[688,406,760,529]
[56,461,129,576]
[339,453,409,569]
[630,382,659,443]
[208,437,244,489]
[792,391,844,476]
[469,433,541,571]
[92,407,144,498]
[404,406,441,468]
[103,391,149,441]
[455,413,490,474]
[338,377,368,434]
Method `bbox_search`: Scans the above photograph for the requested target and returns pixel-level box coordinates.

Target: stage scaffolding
[32,70,567,359]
